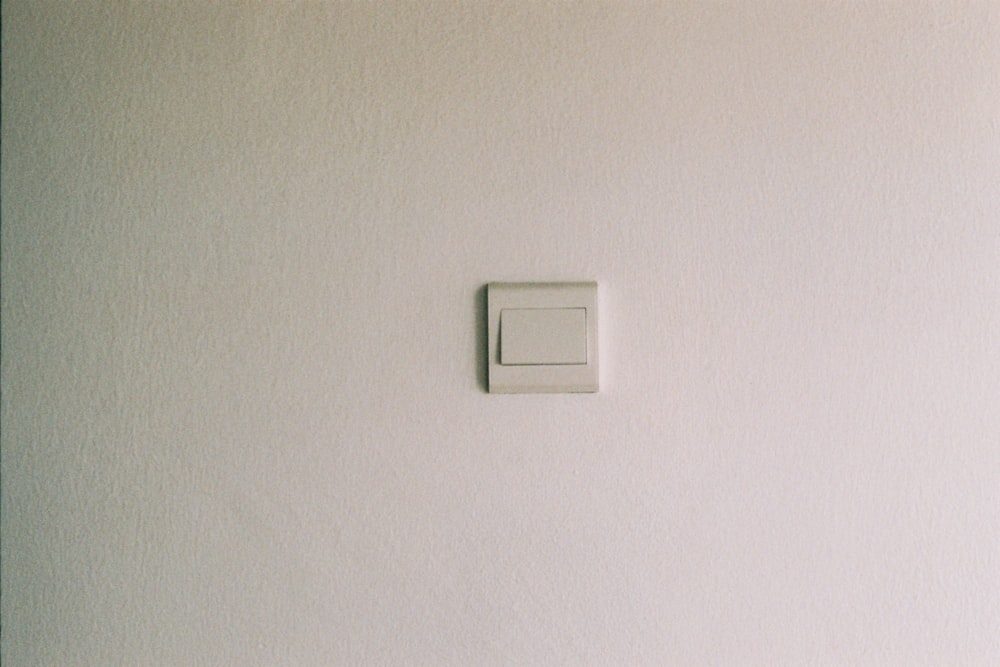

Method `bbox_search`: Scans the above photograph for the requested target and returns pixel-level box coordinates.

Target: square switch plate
[487,282,598,393]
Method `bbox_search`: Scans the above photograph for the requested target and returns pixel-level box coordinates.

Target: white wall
[3,2,998,664]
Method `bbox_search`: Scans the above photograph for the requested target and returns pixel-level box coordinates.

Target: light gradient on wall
[2,2,999,664]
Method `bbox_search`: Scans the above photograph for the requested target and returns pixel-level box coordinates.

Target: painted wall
[3,2,998,664]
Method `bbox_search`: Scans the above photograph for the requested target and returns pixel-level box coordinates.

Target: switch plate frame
[487,282,598,393]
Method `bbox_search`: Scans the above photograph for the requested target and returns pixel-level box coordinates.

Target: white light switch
[487,282,598,393]
[500,308,587,365]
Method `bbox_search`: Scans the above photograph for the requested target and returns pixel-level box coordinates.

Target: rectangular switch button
[500,308,587,365]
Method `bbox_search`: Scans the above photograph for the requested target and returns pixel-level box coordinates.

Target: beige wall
[2,1,998,664]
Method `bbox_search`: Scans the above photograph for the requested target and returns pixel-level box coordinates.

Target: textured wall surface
[2,1,999,664]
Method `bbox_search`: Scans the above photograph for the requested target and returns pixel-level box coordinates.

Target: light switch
[487,282,598,393]
[500,308,587,365]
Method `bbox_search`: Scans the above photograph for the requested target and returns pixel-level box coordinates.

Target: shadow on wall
[476,284,488,392]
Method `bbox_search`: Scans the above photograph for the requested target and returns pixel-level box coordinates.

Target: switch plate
[488,282,598,393]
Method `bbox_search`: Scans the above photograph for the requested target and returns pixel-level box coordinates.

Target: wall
[2,1,998,664]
